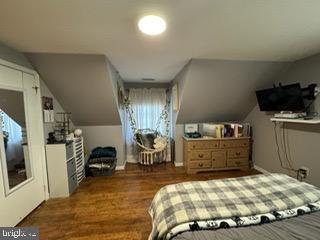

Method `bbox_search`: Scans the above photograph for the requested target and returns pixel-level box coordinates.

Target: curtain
[125,88,167,163]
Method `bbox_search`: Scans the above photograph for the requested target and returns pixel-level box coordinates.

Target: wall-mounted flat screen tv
[256,83,305,111]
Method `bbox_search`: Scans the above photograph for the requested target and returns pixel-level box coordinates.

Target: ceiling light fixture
[138,15,166,36]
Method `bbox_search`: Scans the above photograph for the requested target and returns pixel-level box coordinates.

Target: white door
[0,64,47,226]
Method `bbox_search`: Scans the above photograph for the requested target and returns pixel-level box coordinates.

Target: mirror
[0,89,32,192]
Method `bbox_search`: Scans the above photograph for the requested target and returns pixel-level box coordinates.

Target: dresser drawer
[233,139,249,148]
[227,158,248,167]
[66,142,74,160]
[189,160,212,169]
[67,158,77,178]
[220,139,249,148]
[227,148,249,159]
[211,150,226,160]
[188,141,219,150]
[212,151,227,168]
[68,173,78,194]
[220,140,234,148]
[190,151,211,160]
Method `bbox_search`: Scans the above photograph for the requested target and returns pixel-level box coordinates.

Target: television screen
[256,83,305,111]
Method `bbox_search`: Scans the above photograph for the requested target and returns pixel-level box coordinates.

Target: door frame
[0,58,49,200]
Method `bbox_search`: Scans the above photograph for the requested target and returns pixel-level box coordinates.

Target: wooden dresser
[183,137,251,174]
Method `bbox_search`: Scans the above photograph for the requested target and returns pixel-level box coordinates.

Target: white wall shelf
[270,117,320,124]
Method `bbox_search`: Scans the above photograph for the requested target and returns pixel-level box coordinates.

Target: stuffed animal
[153,136,167,149]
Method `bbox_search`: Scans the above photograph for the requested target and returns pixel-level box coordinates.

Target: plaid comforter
[148,173,320,240]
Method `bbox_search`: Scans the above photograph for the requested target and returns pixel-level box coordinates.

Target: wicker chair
[135,129,167,165]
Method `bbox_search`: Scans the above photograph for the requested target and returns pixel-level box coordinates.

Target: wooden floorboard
[19,163,260,240]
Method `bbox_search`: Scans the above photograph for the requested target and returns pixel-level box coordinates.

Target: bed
[148,173,320,240]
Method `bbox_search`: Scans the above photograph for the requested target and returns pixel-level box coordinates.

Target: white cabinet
[45,137,85,198]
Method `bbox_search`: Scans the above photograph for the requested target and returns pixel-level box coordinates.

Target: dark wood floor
[19,163,260,240]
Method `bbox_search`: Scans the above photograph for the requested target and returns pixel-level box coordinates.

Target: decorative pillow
[136,133,156,149]
[153,137,167,149]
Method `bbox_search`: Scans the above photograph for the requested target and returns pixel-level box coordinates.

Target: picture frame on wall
[172,84,179,111]
[42,96,54,123]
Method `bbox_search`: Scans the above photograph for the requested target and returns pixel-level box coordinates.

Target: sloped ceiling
[176,59,291,123]
[26,53,121,126]
[1,1,320,81]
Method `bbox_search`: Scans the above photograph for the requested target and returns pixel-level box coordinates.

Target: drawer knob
[198,154,204,158]
[198,163,203,167]
[236,152,241,156]
[212,158,215,161]
[192,145,196,148]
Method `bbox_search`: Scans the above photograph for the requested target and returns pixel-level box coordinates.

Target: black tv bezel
[255,83,305,112]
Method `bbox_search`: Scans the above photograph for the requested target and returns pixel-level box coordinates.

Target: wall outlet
[297,166,309,179]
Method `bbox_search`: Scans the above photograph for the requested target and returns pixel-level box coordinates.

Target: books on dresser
[199,122,251,139]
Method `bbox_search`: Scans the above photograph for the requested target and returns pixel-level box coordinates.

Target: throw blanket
[166,200,320,239]
[148,173,320,240]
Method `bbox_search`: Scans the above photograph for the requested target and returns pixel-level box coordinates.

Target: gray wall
[40,80,73,141]
[245,53,320,187]
[177,59,291,123]
[0,46,126,167]
[172,59,290,164]
[0,43,70,141]
[0,42,33,69]
[79,125,125,167]
[171,62,191,129]
[26,53,121,126]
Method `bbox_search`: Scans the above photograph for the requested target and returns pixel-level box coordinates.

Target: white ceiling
[1,0,320,82]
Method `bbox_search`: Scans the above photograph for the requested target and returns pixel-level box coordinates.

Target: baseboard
[116,161,127,170]
[174,162,184,167]
[126,159,138,164]
[254,165,270,174]
[115,165,125,170]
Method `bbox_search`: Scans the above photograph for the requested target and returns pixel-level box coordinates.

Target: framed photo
[184,123,198,133]
[172,84,179,111]
[42,96,53,110]
[42,96,54,123]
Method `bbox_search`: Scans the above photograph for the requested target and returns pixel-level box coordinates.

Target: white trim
[174,162,184,167]
[116,161,127,170]
[0,59,38,76]
[254,165,270,174]
[34,74,49,200]
[126,159,138,164]
[0,60,49,200]
[116,165,125,170]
